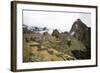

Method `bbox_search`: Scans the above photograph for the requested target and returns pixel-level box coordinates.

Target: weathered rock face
[70,19,91,59]
[70,19,91,49]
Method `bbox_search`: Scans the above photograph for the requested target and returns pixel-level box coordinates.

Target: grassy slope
[23,33,86,62]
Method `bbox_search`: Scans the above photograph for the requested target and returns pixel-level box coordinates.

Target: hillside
[23,19,91,62]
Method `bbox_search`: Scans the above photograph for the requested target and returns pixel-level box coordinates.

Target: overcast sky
[23,10,91,33]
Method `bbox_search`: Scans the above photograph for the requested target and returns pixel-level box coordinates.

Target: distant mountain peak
[70,19,88,35]
[75,19,81,23]
[73,19,87,27]
[23,24,49,33]
[69,19,91,49]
